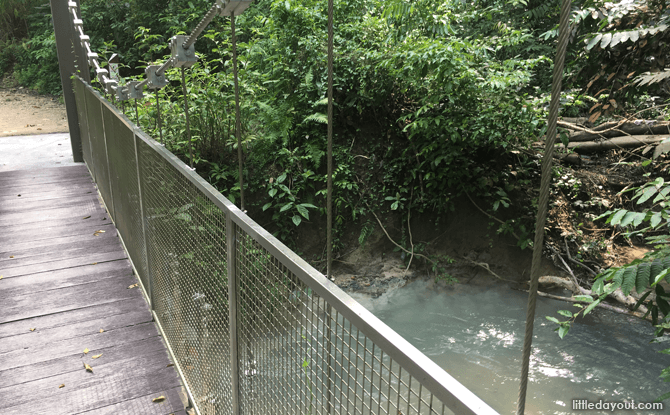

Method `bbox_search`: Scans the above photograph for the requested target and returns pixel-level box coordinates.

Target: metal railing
[73,76,498,415]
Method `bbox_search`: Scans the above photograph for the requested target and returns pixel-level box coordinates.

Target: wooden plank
[0,336,165,388]
[0,296,146,339]
[3,364,183,415]
[0,168,90,185]
[0,172,92,188]
[0,308,151,354]
[0,201,101,227]
[0,272,137,325]
[0,165,88,181]
[0,259,131,296]
[0,193,99,214]
[0,186,97,202]
[0,176,94,194]
[0,350,174,407]
[0,214,111,243]
[0,228,118,259]
[0,321,159,372]
[0,242,126,273]
[0,250,127,279]
[76,386,187,415]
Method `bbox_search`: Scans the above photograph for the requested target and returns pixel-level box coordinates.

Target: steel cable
[181,67,194,168]
[517,1,572,414]
[326,0,334,279]
[232,13,244,211]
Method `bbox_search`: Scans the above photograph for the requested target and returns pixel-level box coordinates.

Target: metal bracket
[87,52,98,66]
[96,68,109,84]
[116,86,129,101]
[145,65,168,89]
[80,34,90,48]
[67,1,77,11]
[105,79,118,95]
[127,81,144,99]
[169,35,197,68]
[220,0,253,16]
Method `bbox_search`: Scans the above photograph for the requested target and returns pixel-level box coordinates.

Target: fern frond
[635,69,670,87]
[303,113,327,124]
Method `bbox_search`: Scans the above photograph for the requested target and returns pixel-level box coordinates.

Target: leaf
[0,275,3,280]
[600,32,612,48]
[582,297,602,316]
[574,295,594,302]
[546,316,560,323]
[652,269,670,286]
[296,204,309,219]
[128,283,138,289]
[651,212,663,228]
[621,266,636,296]
[262,202,272,211]
[59,384,65,388]
[84,363,93,372]
[30,328,36,332]
[609,209,627,225]
[152,396,166,403]
[9,255,14,259]
[83,216,91,219]
[292,215,302,226]
[557,310,573,317]
[637,186,658,204]
[99,329,104,333]
[636,263,651,293]
[92,353,103,359]
[83,348,89,354]
[558,324,570,339]
[279,203,293,213]
[586,34,602,50]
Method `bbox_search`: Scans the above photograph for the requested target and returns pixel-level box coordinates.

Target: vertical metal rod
[134,132,153,309]
[231,12,244,211]
[135,99,140,126]
[227,217,241,415]
[326,0,334,279]
[100,100,116,222]
[155,89,163,144]
[181,67,194,168]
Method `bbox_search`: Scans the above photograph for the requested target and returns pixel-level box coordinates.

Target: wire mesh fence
[74,76,497,415]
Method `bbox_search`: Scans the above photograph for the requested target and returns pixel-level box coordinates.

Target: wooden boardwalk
[0,165,187,414]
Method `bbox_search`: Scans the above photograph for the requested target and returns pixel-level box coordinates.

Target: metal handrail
[74,76,499,415]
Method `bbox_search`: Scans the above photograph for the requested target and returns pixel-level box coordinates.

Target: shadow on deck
[0,165,188,414]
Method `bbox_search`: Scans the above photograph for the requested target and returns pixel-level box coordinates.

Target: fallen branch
[559,120,670,142]
[558,135,669,153]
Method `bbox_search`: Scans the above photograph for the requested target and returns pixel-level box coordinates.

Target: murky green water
[350,280,670,414]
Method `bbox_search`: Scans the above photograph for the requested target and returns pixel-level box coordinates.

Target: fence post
[134,132,153,308]
[50,0,88,162]
[227,215,241,415]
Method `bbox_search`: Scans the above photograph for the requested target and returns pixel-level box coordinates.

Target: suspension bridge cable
[232,12,244,211]
[517,1,572,413]
[326,0,334,279]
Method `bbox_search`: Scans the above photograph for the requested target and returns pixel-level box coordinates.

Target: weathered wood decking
[0,165,187,414]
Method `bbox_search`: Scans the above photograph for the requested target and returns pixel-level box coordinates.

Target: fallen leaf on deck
[0,276,3,280]
[128,283,138,289]
[83,348,89,354]
[58,384,65,389]
[30,328,36,332]
[84,363,93,372]
[152,396,166,403]
[83,216,91,219]
[92,353,103,359]
[97,230,106,233]
[166,363,174,367]
[9,256,14,258]
[99,329,104,333]
[91,262,98,265]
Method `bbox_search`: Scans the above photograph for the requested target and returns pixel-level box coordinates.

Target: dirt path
[0,87,68,137]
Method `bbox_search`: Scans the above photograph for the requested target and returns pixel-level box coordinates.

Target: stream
[349,280,670,414]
